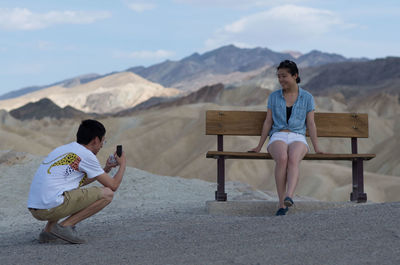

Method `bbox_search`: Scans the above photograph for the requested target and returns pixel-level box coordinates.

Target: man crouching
[27,119,126,244]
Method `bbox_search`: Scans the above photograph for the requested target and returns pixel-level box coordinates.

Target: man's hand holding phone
[115,145,126,167]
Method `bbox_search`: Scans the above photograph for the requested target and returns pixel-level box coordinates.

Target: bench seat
[206,151,376,160]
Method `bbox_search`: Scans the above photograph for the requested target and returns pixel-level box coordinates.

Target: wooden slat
[312,113,368,138]
[206,151,376,161]
[206,110,369,138]
[206,110,266,136]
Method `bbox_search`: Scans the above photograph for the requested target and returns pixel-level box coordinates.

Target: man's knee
[102,187,114,202]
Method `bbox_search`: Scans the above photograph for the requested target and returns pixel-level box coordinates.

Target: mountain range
[127,45,364,91]
[0,44,366,102]
[2,53,398,119]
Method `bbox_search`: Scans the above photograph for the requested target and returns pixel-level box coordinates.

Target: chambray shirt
[267,87,315,136]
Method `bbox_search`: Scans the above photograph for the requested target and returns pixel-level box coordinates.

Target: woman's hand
[314,148,325,154]
[249,146,262,153]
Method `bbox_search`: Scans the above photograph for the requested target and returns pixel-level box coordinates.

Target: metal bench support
[215,135,227,201]
[350,138,367,202]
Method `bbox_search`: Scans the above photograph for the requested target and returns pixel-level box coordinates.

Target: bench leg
[350,158,367,203]
[215,156,227,201]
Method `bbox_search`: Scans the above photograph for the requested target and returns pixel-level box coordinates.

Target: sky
[0,0,399,96]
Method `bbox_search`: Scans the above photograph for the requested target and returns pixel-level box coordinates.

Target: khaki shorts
[29,186,103,222]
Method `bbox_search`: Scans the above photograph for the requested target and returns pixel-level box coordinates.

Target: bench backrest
[206,111,369,138]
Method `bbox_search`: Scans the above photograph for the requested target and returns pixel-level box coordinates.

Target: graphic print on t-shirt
[79,174,88,187]
[44,153,81,176]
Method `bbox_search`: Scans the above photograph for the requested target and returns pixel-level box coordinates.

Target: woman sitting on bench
[250,60,323,216]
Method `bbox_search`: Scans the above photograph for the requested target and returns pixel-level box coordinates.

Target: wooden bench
[205,110,376,203]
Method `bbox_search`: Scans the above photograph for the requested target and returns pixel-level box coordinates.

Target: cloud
[0,8,111,31]
[205,5,354,50]
[113,49,175,60]
[127,2,157,12]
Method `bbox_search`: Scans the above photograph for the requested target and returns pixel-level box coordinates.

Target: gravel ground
[1,202,400,265]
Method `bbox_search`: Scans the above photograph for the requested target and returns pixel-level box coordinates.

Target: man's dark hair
[277,60,301,83]
[76,119,106,145]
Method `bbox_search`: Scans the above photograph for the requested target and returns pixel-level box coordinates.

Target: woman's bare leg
[268,141,288,209]
[286,142,308,198]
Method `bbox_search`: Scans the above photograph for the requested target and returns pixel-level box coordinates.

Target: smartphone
[116,145,122,157]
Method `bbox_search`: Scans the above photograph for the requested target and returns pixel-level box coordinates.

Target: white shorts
[267,132,309,151]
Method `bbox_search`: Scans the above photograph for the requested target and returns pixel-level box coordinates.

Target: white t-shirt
[27,142,105,209]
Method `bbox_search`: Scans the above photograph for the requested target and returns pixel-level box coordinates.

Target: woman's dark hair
[76,119,106,145]
[277,60,301,83]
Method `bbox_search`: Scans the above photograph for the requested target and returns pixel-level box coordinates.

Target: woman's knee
[287,146,307,168]
[102,187,114,202]
[274,153,288,166]
[269,142,288,166]
[287,158,300,170]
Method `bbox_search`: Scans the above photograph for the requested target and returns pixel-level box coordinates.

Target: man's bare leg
[44,220,58,233]
[60,187,114,227]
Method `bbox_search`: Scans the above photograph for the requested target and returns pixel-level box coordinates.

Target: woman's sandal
[284,196,294,207]
[275,207,289,216]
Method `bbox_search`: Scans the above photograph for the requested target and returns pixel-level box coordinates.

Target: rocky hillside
[0,73,102,100]
[304,57,400,99]
[116,83,273,116]
[0,72,180,114]
[9,98,89,120]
